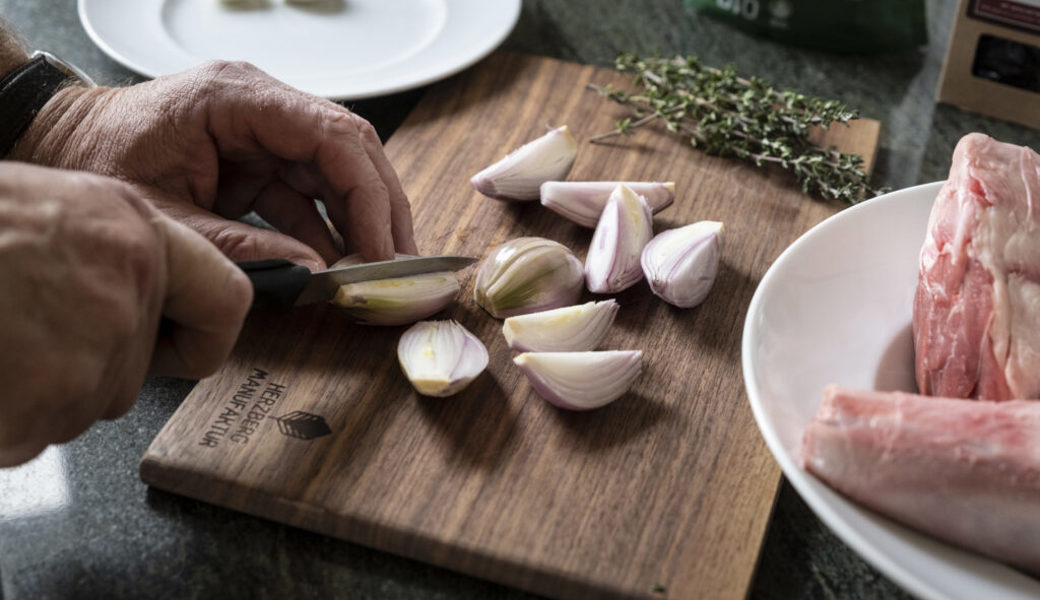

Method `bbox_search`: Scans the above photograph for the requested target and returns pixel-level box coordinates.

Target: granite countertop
[2,1,1039,599]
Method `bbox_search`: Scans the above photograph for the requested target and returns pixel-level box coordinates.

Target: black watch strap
[0,55,77,158]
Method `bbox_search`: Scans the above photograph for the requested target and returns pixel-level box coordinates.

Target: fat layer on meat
[913,133,1040,400]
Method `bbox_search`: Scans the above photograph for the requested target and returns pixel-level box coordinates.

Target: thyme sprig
[590,54,885,204]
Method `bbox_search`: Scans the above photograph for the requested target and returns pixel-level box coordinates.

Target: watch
[0,51,96,158]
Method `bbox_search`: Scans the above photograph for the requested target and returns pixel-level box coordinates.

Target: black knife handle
[237,259,311,309]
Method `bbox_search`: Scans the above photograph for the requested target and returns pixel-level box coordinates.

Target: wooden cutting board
[141,53,880,600]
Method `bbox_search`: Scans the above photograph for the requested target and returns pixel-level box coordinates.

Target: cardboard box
[937,0,1040,129]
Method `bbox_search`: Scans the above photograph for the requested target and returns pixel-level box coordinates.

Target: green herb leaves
[591,54,885,204]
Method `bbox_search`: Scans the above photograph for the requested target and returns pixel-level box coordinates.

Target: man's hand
[0,163,252,467]
[10,60,417,271]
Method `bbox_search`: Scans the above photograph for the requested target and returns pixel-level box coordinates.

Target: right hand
[0,162,253,467]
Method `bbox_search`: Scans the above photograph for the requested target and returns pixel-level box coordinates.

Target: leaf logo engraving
[273,411,332,440]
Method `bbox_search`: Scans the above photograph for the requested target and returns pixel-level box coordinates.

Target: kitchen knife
[237,256,477,309]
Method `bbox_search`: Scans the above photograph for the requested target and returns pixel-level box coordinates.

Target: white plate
[742,182,1040,600]
[77,0,520,100]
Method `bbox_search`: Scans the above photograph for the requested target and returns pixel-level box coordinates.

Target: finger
[204,75,396,261]
[252,179,341,265]
[287,108,394,262]
[149,216,253,379]
[348,113,418,255]
[155,198,327,271]
[98,331,152,421]
[341,226,359,256]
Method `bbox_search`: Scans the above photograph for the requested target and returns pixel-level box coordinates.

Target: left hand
[10,60,418,270]
[0,163,252,466]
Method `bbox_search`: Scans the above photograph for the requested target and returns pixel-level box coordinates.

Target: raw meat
[913,133,1040,400]
[802,385,1040,574]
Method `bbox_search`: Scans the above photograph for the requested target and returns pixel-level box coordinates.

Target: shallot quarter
[397,320,488,397]
[502,300,619,352]
[640,221,723,308]
[540,181,675,228]
[471,126,578,201]
[585,184,654,294]
[514,350,643,410]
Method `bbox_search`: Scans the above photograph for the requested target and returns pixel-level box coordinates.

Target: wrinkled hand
[10,61,417,270]
[0,163,252,467]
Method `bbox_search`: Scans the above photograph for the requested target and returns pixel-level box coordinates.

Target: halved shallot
[641,221,723,308]
[502,300,619,352]
[397,320,488,397]
[540,181,675,227]
[470,126,578,201]
[514,350,643,410]
[474,237,584,318]
[585,184,654,293]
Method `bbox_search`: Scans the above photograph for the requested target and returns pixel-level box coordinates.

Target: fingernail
[295,257,325,271]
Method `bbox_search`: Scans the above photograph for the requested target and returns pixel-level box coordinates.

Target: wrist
[0,48,105,167]
[7,84,104,166]
[0,50,98,160]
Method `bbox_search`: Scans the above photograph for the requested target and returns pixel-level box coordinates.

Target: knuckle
[97,291,150,345]
[352,116,379,142]
[199,59,262,82]
[211,226,260,261]
[322,108,358,136]
[181,60,266,109]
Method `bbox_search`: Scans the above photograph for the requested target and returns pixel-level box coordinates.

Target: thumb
[149,214,253,378]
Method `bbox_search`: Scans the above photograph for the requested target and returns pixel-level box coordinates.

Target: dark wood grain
[140,53,881,600]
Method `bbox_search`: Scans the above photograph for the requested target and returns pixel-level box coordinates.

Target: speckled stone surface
[1,1,1039,599]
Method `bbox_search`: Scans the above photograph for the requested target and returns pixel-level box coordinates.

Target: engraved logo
[273,411,332,440]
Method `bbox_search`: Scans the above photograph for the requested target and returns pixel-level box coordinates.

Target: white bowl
[742,182,1040,600]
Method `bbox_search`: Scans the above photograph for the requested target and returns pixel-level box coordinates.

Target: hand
[10,60,417,271]
[0,162,252,467]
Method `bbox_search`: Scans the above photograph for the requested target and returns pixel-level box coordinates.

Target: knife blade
[237,256,477,309]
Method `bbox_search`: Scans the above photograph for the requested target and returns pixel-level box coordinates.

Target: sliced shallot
[514,350,643,410]
[502,300,619,352]
[585,184,654,293]
[331,272,460,326]
[397,320,488,397]
[640,221,723,308]
[540,181,675,228]
[471,126,578,201]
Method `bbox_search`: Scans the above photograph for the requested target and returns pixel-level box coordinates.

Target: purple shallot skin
[585,184,653,293]
[641,221,723,308]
